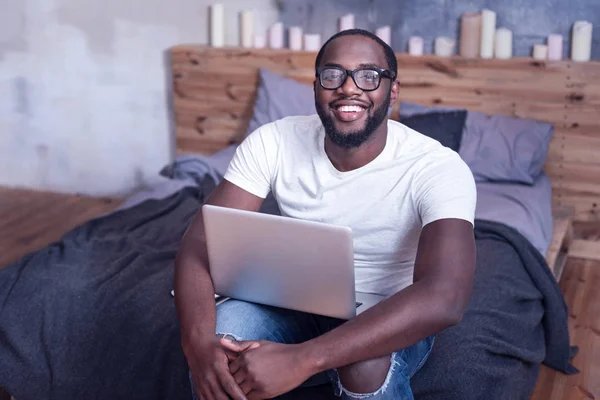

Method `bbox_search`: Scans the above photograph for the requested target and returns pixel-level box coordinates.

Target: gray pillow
[398,101,554,185]
[246,68,316,135]
[460,111,554,185]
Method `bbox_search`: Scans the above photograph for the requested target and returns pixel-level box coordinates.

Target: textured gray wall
[278,0,599,59]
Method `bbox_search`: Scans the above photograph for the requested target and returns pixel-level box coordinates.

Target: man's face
[314,35,399,149]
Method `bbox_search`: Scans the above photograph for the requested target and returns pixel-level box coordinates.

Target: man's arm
[299,217,476,374]
[174,179,264,399]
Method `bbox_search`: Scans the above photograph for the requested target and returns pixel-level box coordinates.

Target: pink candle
[547,34,563,61]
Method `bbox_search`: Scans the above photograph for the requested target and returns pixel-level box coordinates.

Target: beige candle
[460,12,482,58]
[571,21,593,62]
[533,44,548,60]
[435,36,456,57]
[239,11,254,48]
[210,3,225,48]
[480,9,496,58]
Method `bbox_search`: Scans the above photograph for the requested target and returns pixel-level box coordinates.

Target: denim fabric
[190,299,434,399]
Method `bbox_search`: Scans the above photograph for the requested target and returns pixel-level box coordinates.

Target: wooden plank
[569,239,600,261]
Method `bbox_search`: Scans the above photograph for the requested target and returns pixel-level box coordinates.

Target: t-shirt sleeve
[223,123,280,199]
[413,152,477,227]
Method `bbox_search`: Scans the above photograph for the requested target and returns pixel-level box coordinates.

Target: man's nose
[337,74,362,96]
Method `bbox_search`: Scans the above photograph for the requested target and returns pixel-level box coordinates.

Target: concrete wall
[279,0,599,60]
[0,0,279,196]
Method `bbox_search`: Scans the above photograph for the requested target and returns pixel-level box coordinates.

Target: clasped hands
[215,336,313,400]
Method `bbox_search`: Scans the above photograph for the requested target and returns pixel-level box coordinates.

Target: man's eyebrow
[322,62,383,69]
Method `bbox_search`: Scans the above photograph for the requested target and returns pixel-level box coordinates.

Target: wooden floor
[0,187,122,268]
[0,187,598,400]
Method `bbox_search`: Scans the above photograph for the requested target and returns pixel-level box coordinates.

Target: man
[174,28,477,400]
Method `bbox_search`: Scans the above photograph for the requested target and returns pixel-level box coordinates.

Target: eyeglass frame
[315,66,396,92]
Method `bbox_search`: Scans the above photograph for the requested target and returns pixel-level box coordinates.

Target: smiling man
[174,29,477,400]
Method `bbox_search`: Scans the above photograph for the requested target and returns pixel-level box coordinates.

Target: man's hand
[186,336,260,400]
[221,338,313,400]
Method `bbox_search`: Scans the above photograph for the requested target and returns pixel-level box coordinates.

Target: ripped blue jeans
[191,299,434,399]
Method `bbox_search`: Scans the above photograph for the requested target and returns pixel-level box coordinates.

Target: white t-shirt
[224,114,477,296]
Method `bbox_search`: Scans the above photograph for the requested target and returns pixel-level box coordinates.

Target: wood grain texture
[170,46,600,223]
[0,187,122,268]
[529,257,600,400]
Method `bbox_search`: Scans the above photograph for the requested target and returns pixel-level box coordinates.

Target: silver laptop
[201,204,385,320]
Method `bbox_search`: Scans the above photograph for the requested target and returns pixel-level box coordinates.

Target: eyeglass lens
[320,68,381,90]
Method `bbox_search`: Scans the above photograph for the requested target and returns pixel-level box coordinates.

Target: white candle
[547,34,563,61]
[289,26,303,51]
[533,44,548,60]
[480,9,496,58]
[494,28,512,59]
[571,21,593,62]
[460,12,482,58]
[339,14,355,32]
[254,35,266,49]
[269,22,284,49]
[304,34,321,51]
[210,3,225,47]
[240,11,253,48]
[435,36,456,57]
[408,36,424,56]
[376,26,392,46]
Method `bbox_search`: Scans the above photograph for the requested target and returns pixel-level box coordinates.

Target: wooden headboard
[170,45,600,223]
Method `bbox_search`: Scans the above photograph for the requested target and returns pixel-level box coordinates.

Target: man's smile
[330,100,370,123]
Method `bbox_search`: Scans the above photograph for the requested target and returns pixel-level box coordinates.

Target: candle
[269,22,284,49]
[375,26,392,46]
[210,3,225,47]
[532,44,548,60]
[409,36,424,56]
[571,21,593,62]
[254,35,266,49]
[494,28,512,59]
[435,36,456,57]
[547,34,563,61]
[480,9,496,58]
[460,12,482,58]
[304,34,321,51]
[289,26,303,51]
[240,11,253,48]
[339,14,355,32]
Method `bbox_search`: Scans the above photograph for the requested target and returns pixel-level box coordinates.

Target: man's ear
[390,80,400,105]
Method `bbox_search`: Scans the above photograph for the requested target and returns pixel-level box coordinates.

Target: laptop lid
[202,204,357,319]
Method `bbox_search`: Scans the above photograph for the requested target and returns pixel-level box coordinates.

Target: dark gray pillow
[246,68,316,135]
[400,110,467,153]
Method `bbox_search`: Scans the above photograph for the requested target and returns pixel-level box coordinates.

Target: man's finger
[240,381,255,397]
[217,366,248,400]
[220,338,261,353]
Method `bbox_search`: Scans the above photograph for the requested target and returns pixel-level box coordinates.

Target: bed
[2,46,599,400]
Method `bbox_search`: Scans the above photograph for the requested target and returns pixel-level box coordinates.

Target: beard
[316,93,391,149]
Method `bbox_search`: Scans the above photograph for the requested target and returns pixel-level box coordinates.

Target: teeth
[337,105,364,113]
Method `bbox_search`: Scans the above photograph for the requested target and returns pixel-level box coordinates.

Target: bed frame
[169,45,600,279]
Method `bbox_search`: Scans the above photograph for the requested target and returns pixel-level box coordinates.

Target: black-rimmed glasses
[316,66,395,91]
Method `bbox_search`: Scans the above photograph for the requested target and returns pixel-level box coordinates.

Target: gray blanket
[0,178,576,400]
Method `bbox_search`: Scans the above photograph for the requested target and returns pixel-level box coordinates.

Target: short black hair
[315,28,398,79]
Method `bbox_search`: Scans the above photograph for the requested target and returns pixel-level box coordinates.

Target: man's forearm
[300,279,464,374]
[174,245,217,349]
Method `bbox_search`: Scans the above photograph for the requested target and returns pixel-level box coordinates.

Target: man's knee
[337,354,392,394]
[215,300,277,342]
